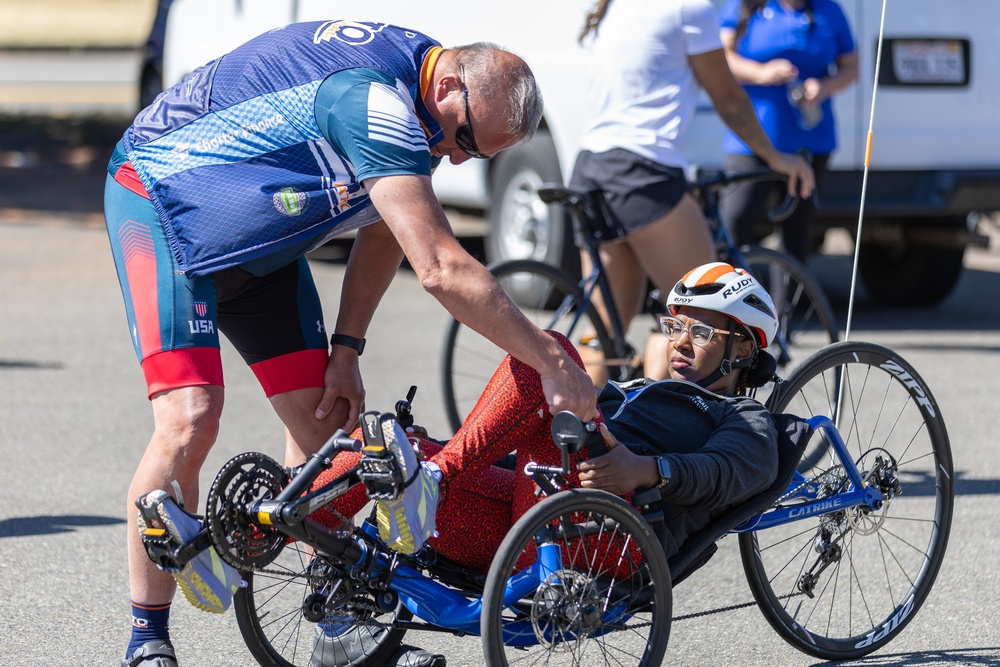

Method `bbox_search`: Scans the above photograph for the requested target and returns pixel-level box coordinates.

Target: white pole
[832,0,889,435]
[843,0,889,342]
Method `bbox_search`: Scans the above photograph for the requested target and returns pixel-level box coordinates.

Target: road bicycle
[140,340,952,665]
[441,166,839,433]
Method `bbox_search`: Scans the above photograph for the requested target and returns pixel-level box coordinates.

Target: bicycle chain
[775,464,847,506]
[673,591,803,622]
[250,558,803,627]
[669,467,837,624]
[671,466,850,624]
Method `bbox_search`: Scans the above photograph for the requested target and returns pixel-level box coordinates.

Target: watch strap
[655,456,671,489]
[330,333,366,356]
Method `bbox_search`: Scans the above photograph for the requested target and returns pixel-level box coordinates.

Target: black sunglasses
[455,65,491,159]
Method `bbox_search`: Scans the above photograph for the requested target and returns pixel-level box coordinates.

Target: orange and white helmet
[666,262,779,349]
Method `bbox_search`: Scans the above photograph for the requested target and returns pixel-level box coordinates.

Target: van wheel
[486,131,579,276]
[858,232,964,306]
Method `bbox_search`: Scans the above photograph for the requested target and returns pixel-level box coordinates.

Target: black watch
[330,333,366,356]
[655,456,672,489]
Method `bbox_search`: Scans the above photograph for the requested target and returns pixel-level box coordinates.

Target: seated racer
[140,262,802,666]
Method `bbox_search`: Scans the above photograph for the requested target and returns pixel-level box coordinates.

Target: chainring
[206,451,289,571]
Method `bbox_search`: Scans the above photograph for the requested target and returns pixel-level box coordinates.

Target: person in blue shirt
[106,20,598,667]
[719,0,857,262]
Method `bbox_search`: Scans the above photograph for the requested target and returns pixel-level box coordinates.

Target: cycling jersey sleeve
[315,68,434,182]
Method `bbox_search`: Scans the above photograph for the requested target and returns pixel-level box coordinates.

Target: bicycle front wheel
[235,539,410,667]
[481,489,671,667]
[740,246,839,374]
[441,260,620,433]
[740,342,953,661]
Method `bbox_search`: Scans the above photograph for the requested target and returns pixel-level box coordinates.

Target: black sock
[126,601,171,657]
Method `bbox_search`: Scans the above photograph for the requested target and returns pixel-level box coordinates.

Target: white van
[151,0,1000,305]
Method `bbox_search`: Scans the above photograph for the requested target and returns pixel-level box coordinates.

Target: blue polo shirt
[719,0,855,155]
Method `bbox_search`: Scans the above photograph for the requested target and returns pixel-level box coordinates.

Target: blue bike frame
[305,416,874,648]
[732,416,885,533]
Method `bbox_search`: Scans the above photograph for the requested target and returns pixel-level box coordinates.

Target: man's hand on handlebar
[766,151,815,200]
[539,358,599,424]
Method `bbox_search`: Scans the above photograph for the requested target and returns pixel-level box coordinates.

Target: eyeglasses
[659,316,741,347]
[455,65,491,160]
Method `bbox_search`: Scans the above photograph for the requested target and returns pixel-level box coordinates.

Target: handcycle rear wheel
[738,246,839,372]
[441,260,621,433]
[740,341,954,661]
[234,539,410,667]
[481,488,671,667]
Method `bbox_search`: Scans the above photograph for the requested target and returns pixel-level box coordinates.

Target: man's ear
[433,70,461,104]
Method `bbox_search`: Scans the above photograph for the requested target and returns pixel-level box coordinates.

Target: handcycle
[140,340,952,666]
[441,165,839,433]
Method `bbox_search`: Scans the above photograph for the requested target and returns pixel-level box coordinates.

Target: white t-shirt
[577,0,723,168]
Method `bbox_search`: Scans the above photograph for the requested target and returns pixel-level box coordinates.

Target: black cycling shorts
[568,148,689,246]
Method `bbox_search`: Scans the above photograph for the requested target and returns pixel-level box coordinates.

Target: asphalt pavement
[2,204,1000,666]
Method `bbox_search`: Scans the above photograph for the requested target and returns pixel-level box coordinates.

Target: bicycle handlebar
[539,165,804,225]
[690,167,799,224]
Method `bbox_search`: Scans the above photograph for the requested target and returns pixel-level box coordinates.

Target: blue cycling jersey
[121,21,444,276]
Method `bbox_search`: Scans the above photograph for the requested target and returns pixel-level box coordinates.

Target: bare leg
[271,387,350,467]
[127,385,224,606]
[578,242,648,385]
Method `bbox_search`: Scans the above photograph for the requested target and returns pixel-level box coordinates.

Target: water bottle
[787,79,823,130]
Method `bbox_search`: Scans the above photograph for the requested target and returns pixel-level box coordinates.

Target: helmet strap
[696,319,754,390]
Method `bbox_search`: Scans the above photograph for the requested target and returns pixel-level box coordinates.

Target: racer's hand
[539,354,598,423]
[314,346,365,431]
[767,151,815,199]
[577,424,658,495]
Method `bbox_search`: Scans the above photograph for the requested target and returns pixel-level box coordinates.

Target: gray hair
[450,42,544,142]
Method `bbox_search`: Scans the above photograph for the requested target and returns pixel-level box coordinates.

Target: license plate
[891,39,967,84]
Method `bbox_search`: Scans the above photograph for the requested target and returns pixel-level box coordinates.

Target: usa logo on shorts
[194,301,208,317]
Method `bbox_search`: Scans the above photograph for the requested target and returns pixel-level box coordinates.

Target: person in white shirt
[569,0,813,379]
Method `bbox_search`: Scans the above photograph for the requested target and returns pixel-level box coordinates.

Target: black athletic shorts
[568,148,689,247]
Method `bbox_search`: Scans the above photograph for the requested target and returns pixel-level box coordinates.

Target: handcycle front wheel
[234,539,410,667]
[441,260,622,434]
[481,488,672,667]
[740,341,954,661]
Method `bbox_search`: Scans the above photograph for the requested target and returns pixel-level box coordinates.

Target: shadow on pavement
[813,647,1000,667]
[0,514,125,538]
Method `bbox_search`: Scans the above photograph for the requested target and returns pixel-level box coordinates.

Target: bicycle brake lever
[768,194,799,223]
